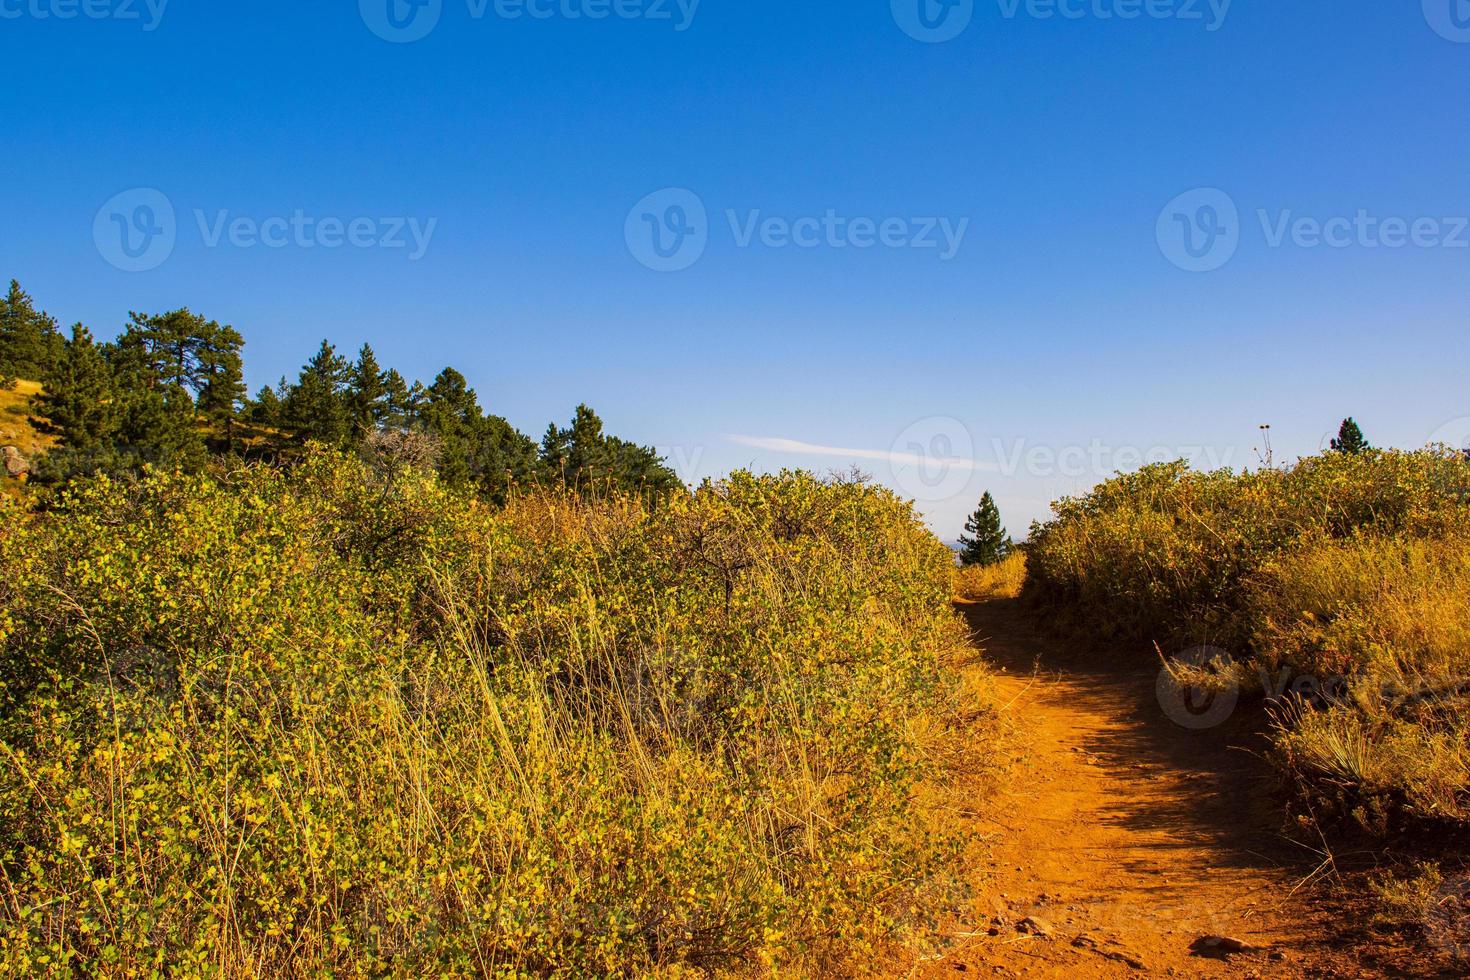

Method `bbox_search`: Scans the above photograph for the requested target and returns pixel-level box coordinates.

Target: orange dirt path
[917,599,1376,979]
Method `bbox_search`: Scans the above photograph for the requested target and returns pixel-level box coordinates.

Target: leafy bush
[1024,451,1470,651]
[0,456,988,975]
[1023,449,1470,831]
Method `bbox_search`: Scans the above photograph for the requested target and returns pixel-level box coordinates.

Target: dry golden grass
[0,380,52,460]
[953,552,1027,603]
[0,457,995,976]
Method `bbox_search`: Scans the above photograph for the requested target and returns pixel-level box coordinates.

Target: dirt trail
[920,599,1364,978]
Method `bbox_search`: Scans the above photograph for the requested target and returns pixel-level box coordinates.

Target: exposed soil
[915,598,1450,979]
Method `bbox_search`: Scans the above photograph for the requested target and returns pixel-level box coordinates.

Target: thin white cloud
[727,434,998,472]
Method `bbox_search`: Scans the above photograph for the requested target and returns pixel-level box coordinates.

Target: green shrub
[1023,449,1470,831]
[0,456,986,975]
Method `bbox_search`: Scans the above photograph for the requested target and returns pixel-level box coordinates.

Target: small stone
[2,446,27,478]
[1189,935,1253,958]
[1016,916,1053,937]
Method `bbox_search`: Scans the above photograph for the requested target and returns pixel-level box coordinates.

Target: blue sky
[3,1,1467,538]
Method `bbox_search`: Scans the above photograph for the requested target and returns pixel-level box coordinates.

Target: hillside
[0,380,52,491]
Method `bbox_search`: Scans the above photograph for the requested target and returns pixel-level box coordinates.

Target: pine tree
[382,369,415,428]
[1330,418,1369,455]
[283,341,351,447]
[114,309,239,395]
[539,405,678,497]
[247,383,284,429]
[958,492,1011,567]
[0,280,64,382]
[198,332,246,452]
[114,385,206,469]
[347,344,388,437]
[38,325,117,450]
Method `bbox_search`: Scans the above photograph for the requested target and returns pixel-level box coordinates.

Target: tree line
[0,280,680,499]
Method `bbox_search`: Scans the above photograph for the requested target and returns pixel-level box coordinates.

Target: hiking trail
[918,599,1371,978]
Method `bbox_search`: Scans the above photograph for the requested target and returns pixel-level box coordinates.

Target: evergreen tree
[1330,417,1369,455]
[415,368,539,501]
[0,280,64,383]
[540,405,679,497]
[199,335,246,452]
[540,422,570,484]
[114,309,242,399]
[958,492,1011,567]
[283,341,351,447]
[418,368,485,488]
[382,369,416,428]
[347,344,388,436]
[38,325,117,450]
[113,384,206,469]
[246,384,285,430]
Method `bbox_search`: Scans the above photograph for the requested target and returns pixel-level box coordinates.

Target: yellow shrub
[1022,449,1470,832]
[0,456,988,976]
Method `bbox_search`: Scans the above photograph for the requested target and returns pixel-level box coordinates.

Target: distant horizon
[7,278,1467,540]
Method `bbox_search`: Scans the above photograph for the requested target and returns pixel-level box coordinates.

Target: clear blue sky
[3,1,1466,538]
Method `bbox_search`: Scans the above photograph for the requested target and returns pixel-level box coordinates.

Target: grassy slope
[0,380,53,497]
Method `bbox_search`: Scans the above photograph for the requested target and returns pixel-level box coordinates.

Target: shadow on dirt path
[915,598,1391,978]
